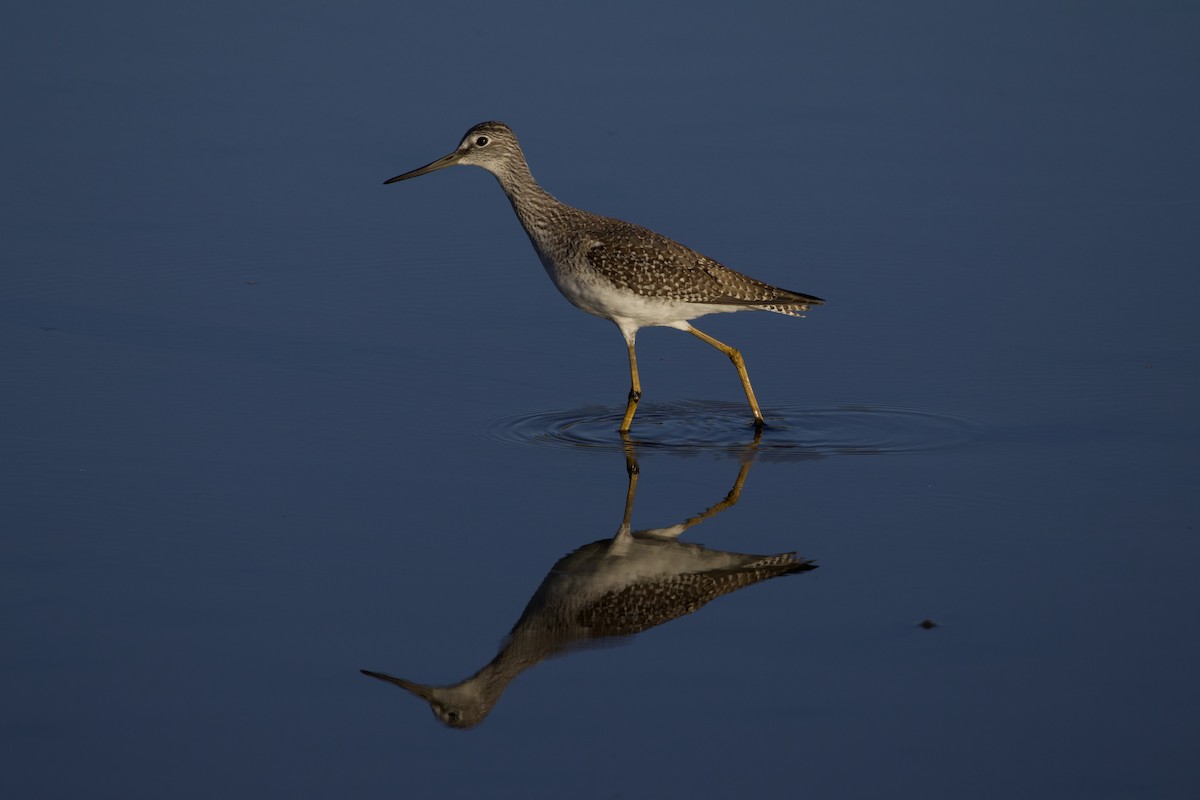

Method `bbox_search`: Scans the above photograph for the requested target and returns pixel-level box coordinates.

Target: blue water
[3,2,1198,798]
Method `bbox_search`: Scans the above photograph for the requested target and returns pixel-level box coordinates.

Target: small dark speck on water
[918,619,938,630]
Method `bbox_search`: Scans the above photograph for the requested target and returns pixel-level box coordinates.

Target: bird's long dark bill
[360,669,435,699]
[384,151,461,184]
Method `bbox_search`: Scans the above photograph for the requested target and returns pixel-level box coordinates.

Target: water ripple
[486,400,983,459]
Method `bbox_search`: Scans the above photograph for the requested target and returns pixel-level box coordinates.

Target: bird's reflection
[361,449,816,729]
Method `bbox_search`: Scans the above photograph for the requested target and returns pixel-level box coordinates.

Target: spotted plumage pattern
[576,552,815,637]
[582,220,821,312]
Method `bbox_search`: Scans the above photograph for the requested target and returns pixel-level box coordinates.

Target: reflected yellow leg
[620,452,639,529]
[619,339,642,433]
[687,325,765,429]
[676,460,752,532]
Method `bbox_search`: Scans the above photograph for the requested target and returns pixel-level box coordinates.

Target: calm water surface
[3,2,1198,798]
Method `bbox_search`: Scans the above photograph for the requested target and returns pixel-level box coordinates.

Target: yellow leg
[686,325,765,429]
[619,339,642,433]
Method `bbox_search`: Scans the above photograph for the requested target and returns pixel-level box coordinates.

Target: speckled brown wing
[583,219,824,313]
[575,553,816,637]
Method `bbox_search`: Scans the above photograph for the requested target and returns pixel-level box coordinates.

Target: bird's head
[384,121,524,185]
[360,669,494,730]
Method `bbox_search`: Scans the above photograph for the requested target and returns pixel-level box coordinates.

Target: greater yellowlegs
[384,121,824,431]
[361,457,815,728]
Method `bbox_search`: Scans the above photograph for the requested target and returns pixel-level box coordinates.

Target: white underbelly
[545,264,739,329]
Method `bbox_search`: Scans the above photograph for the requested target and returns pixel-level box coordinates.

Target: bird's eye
[474,136,489,147]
